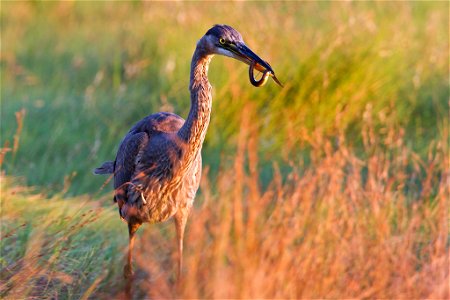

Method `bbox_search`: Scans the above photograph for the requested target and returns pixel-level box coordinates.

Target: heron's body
[113,112,201,224]
[94,24,280,280]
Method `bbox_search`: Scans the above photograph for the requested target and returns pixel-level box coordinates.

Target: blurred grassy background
[1,1,448,194]
[1,1,449,299]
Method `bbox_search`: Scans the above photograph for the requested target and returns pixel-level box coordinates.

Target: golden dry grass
[123,104,448,299]
[1,2,448,299]
[1,104,448,299]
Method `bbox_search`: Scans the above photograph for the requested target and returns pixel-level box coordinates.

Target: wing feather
[114,132,149,191]
[95,112,186,220]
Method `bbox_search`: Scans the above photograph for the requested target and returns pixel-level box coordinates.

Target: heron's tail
[93,161,114,175]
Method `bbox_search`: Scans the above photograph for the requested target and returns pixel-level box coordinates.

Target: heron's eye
[219,38,226,45]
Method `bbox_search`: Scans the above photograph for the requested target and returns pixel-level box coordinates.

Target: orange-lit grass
[1,106,448,299]
[0,181,126,299]
[135,106,448,299]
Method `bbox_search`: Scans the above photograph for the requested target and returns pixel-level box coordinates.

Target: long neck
[177,44,213,154]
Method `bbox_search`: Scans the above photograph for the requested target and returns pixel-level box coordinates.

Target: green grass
[0,177,126,299]
[0,2,448,299]
[1,1,448,195]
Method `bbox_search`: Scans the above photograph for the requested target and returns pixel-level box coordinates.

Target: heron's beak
[229,42,283,87]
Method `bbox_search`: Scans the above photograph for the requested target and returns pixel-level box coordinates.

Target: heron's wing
[107,112,185,220]
[115,112,184,187]
[114,132,149,193]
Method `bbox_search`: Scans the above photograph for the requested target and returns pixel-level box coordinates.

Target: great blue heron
[94,24,281,279]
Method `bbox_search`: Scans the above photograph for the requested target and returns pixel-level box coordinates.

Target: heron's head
[202,24,282,87]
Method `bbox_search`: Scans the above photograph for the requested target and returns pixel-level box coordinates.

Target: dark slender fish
[249,61,283,87]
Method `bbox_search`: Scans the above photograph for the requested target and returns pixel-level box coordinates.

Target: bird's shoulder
[126,112,187,167]
[113,112,185,189]
[128,112,185,135]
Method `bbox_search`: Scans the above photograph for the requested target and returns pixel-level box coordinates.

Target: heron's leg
[174,208,189,280]
[124,222,141,279]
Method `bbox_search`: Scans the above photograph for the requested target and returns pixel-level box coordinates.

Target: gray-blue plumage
[94,24,279,280]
